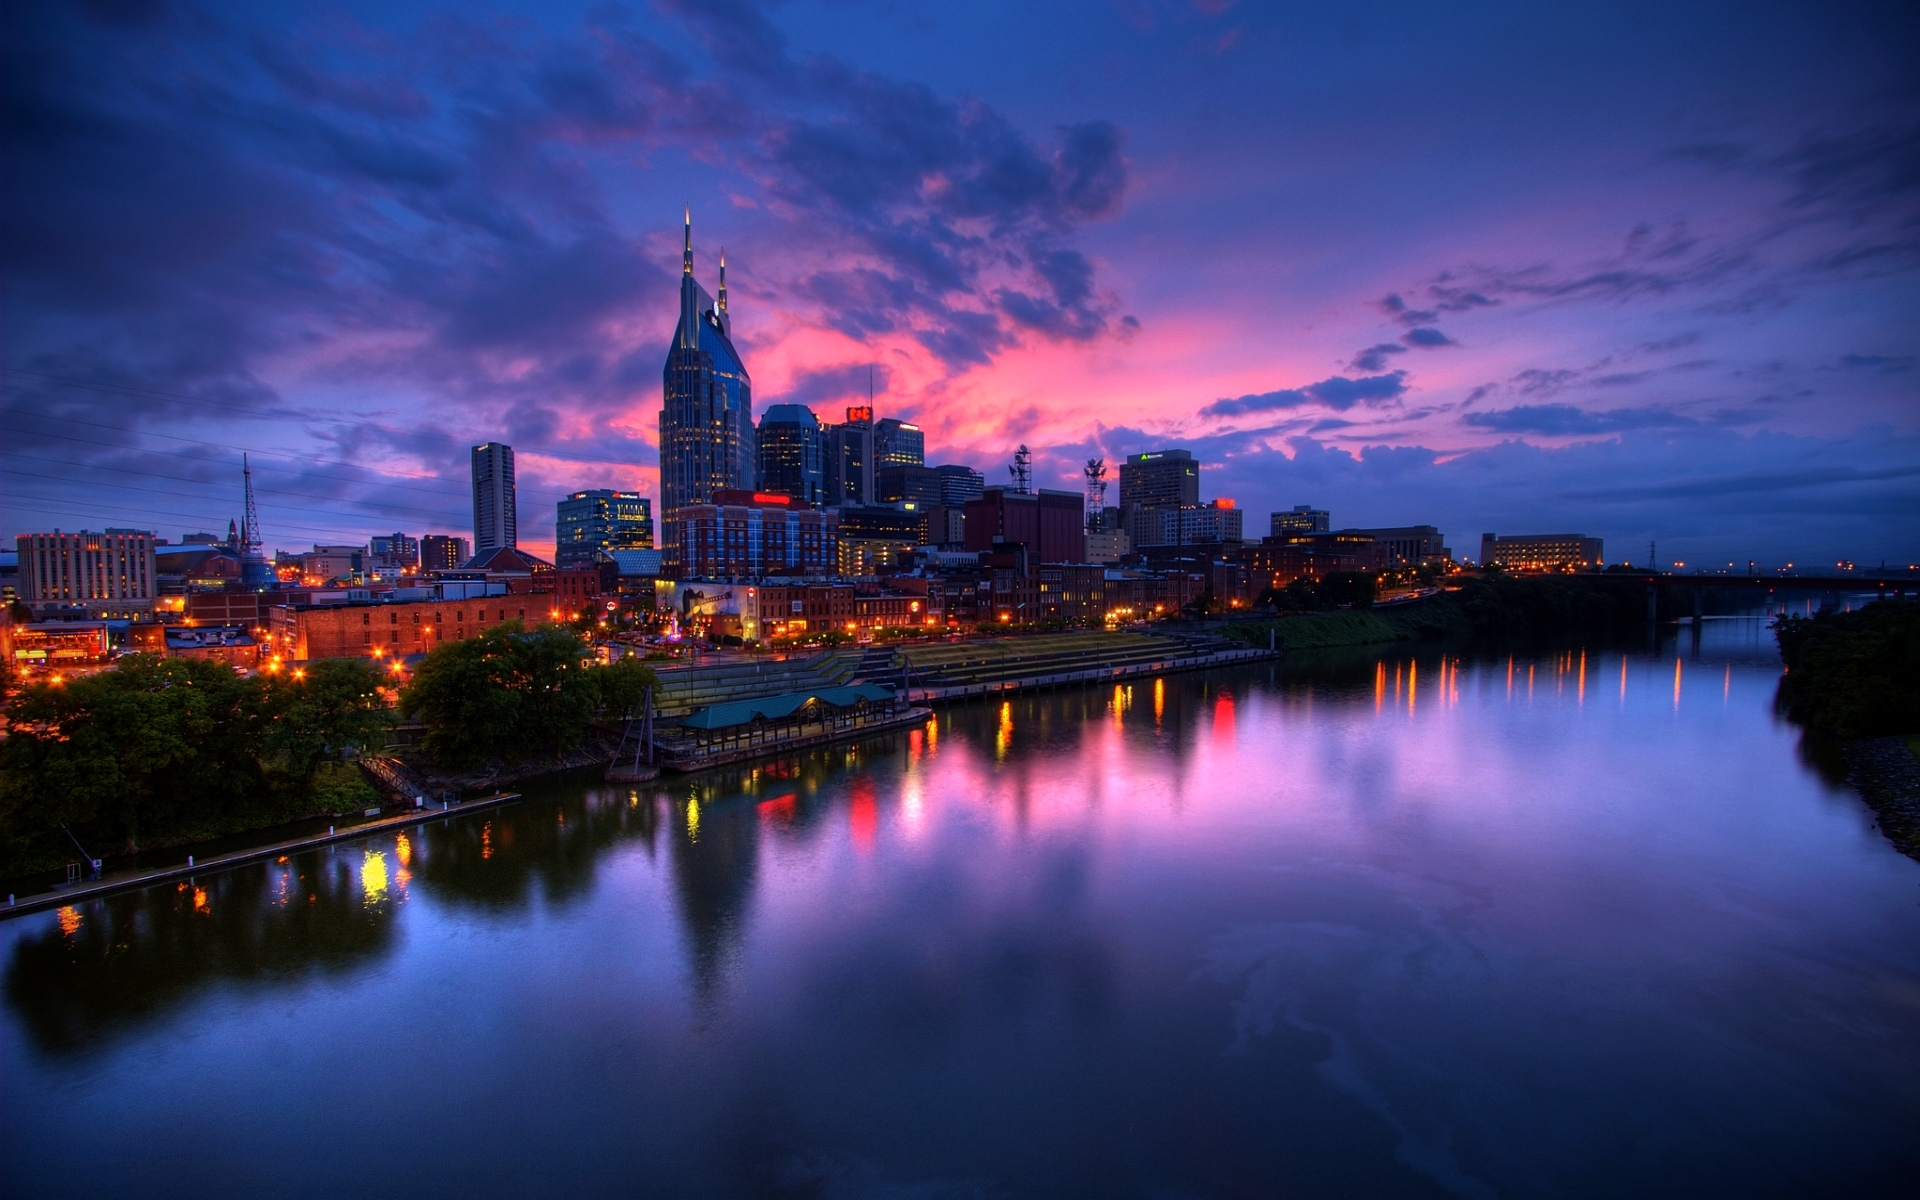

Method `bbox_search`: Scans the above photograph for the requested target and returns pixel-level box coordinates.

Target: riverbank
[1843,738,1920,861]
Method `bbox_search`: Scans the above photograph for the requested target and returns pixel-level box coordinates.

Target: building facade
[1118,450,1199,512]
[555,490,653,568]
[420,535,469,573]
[934,464,986,506]
[1128,501,1244,548]
[268,597,536,661]
[659,213,753,573]
[16,530,157,618]
[471,442,517,552]
[368,533,419,575]
[875,464,946,507]
[962,488,1086,563]
[1339,525,1449,569]
[1480,533,1604,571]
[825,406,875,506]
[667,490,837,579]
[756,404,827,507]
[1272,506,1330,536]
[874,418,925,469]
[834,505,926,576]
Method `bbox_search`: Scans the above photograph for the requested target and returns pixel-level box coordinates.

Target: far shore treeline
[0,623,655,878]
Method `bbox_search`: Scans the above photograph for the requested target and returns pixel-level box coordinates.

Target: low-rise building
[1342,525,1451,569]
[267,597,540,661]
[165,625,261,668]
[10,621,113,671]
[1479,532,1604,571]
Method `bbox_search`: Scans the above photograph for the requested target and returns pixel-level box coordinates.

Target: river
[4,620,1918,1199]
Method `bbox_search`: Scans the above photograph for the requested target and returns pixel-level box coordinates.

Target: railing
[906,645,1275,703]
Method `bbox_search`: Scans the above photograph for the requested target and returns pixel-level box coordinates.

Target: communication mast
[1083,458,1107,531]
[1009,444,1032,494]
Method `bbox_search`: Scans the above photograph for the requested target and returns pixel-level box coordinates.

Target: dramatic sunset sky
[4,0,1917,565]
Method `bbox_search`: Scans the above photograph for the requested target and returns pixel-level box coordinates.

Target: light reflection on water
[3,620,1918,1199]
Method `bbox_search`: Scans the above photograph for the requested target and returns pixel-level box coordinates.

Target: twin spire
[682,206,728,315]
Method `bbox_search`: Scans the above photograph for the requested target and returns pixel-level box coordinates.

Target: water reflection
[6,854,394,1056]
[5,619,1915,1198]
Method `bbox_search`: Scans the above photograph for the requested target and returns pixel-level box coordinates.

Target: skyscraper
[659,211,753,569]
[874,417,925,469]
[472,442,517,552]
[556,490,653,568]
[756,404,827,506]
[824,406,875,506]
[1118,449,1199,512]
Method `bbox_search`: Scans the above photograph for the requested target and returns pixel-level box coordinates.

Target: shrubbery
[1774,600,1920,739]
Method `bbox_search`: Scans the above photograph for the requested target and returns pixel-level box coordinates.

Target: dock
[1,791,525,921]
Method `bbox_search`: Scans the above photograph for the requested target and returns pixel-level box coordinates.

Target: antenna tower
[239,454,274,587]
[1083,458,1107,531]
[1010,445,1032,494]
[242,454,262,556]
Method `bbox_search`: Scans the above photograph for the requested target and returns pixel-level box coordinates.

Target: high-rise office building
[659,212,754,556]
[933,464,986,506]
[825,406,875,506]
[1272,506,1331,536]
[420,535,469,573]
[875,464,944,508]
[1118,450,1199,512]
[556,490,654,568]
[756,404,827,507]
[369,533,420,574]
[471,442,517,551]
[874,418,925,469]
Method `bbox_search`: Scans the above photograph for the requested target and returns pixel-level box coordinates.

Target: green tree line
[0,656,393,875]
[397,622,656,769]
[0,623,658,877]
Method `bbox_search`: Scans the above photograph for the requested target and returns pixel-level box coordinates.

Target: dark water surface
[5,621,1918,1199]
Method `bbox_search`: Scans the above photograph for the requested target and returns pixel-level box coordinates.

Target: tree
[400,623,601,769]
[262,658,393,790]
[589,656,659,720]
[0,655,269,863]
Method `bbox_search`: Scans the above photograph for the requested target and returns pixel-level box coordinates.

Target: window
[363,633,372,645]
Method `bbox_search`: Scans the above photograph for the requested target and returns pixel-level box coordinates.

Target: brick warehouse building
[268,597,537,661]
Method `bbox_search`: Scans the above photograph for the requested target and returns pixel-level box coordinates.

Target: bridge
[1511,569,1916,625]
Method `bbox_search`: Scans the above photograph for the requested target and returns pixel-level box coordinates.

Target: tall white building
[17,529,157,617]
[472,442,517,552]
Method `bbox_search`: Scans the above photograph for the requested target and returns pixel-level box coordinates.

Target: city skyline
[3,1,1916,566]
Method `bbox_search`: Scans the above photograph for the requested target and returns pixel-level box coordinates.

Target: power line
[1,373,655,479]
[1,467,470,525]
[0,488,471,543]
[0,417,652,505]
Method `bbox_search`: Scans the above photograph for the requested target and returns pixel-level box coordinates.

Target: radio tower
[1009,444,1032,494]
[1083,458,1107,531]
[240,454,273,587]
